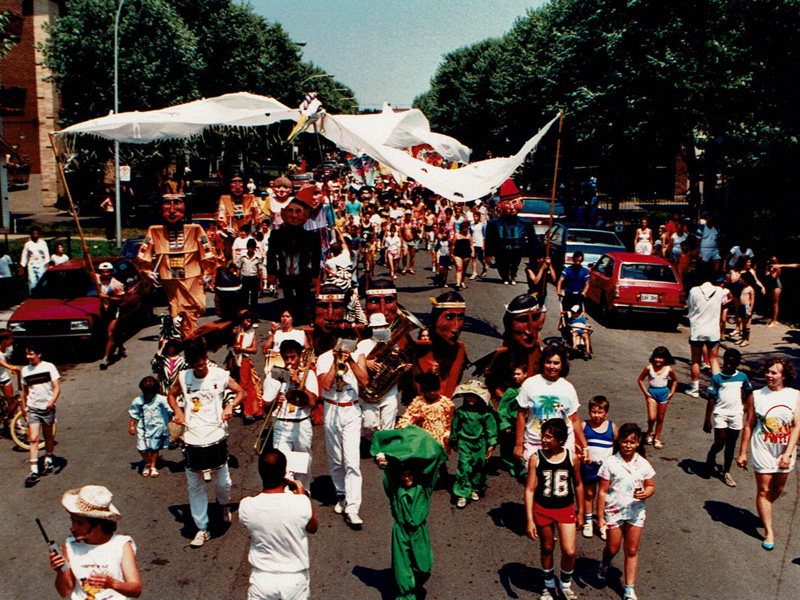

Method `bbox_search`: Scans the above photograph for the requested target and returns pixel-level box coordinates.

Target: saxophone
[359,308,423,403]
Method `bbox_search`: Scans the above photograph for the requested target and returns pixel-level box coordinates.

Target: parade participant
[317,327,369,528]
[484,179,540,285]
[50,243,70,267]
[269,176,293,230]
[597,423,656,600]
[22,343,60,487]
[685,276,728,398]
[266,196,321,324]
[483,294,545,408]
[302,183,335,262]
[97,263,126,370]
[556,251,590,310]
[216,172,263,257]
[239,449,318,600]
[637,346,678,449]
[704,348,752,487]
[307,283,348,356]
[469,209,487,280]
[525,251,557,306]
[167,337,245,548]
[262,340,318,488]
[451,221,474,289]
[324,230,366,325]
[128,376,172,478]
[20,226,50,291]
[736,357,800,550]
[263,308,308,355]
[50,485,141,599]
[432,222,451,288]
[384,223,402,280]
[0,329,18,404]
[450,380,498,508]
[231,310,262,424]
[398,372,455,449]
[514,346,589,466]
[400,210,420,275]
[151,339,186,397]
[137,194,216,336]
[412,292,467,397]
[581,396,617,539]
[370,426,447,600]
[236,239,262,320]
[496,366,527,478]
[524,419,584,600]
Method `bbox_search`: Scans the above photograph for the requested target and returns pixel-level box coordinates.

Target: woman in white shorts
[736,357,800,550]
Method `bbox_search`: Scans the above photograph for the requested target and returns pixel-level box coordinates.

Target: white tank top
[648,365,670,388]
[66,534,136,600]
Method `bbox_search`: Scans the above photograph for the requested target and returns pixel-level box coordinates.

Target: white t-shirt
[22,361,60,410]
[687,282,728,342]
[271,329,307,352]
[179,365,230,445]
[270,197,291,229]
[670,232,687,256]
[238,254,262,277]
[0,254,12,278]
[21,239,50,269]
[263,370,319,420]
[51,254,70,266]
[239,492,312,573]
[727,245,754,269]
[66,534,136,600]
[326,250,352,273]
[597,453,656,520]
[389,208,404,221]
[0,346,13,383]
[516,374,579,450]
[750,386,799,473]
[369,213,383,233]
[316,349,359,403]
[708,370,752,417]
[232,236,251,263]
[471,222,485,247]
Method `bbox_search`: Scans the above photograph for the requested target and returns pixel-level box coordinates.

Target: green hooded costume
[451,393,499,498]
[371,426,447,600]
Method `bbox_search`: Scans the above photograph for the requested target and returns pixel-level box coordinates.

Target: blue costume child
[128,376,172,477]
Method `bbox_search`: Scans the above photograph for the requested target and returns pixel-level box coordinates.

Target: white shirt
[0,254,11,278]
[179,365,230,445]
[316,349,359,403]
[670,232,687,255]
[22,361,60,410]
[21,239,49,269]
[727,245,754,269]
[516,374,579,449]
[369,213,383,233]
[472,222,485,247]
[687,282,728,342]
[239,492,312,573]
[51,253,70,266]
[270,329,307,352]
[232,236,251,263]
[263,370,319,420]
[750,386,799,473]
[238,253,261,277]
[65,534,136,600]
[0,346,13,382]
[389,208,404,221]
[598,453,655,520]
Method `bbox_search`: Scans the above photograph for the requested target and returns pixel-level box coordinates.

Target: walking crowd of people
[2,166,798,600]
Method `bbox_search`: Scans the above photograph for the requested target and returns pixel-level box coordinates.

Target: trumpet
[334,353,349,392]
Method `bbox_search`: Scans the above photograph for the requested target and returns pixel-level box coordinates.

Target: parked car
[585,252,685,326]
[547,223,627,272]
[517,197,567,235]
[289,173,314,192]
[7,258,152,357]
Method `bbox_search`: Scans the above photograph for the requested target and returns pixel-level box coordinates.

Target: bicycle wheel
[9,411,54,450]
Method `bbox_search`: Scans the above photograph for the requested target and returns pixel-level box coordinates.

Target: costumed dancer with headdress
[371,426,447,600]
[215,172,264,260]
[325,227,366,325]
[484,179,541,286]
[412,292,467,398]
[137,194,216,337]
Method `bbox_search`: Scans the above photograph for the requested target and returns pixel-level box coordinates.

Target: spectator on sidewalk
[20,227,50,292]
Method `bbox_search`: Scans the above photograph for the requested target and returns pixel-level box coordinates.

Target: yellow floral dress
[397,395,455,449]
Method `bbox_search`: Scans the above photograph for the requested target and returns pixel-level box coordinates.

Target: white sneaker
[623,589,638,600]
[540,587,555,600]
[344,512,363,530]
[582,522,593,538]
[470,491,480,501]
[334,496,346,514]
[457,497,467,509]
[599,524,608,540]
[561,585,579,600]
[221,506,231,523]
[685,388,700,398]
[189,530,209,548]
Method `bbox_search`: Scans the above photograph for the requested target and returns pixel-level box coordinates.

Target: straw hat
[61,485,121,522]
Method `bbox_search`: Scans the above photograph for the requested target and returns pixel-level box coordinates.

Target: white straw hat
[61,485,121,522]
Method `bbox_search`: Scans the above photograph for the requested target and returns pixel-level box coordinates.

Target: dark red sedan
[586,252,686,326]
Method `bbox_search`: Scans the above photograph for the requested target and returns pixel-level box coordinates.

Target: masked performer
[412,291,467,398]
[138,194,215,337]
[484,179,541,285]
[216,172,264,259]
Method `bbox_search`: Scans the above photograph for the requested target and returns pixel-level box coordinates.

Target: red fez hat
[294,183,317,207]
[498,179,521,202]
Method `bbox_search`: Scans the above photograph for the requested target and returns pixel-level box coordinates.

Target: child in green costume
[496,366,527,478]
[371,426,447,600]
[450,380,498,508]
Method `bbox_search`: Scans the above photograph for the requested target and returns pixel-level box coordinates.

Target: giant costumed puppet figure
[138,194,215,337]
[215,172,264,258]
[484,179,542,285]
[412,291,467,398]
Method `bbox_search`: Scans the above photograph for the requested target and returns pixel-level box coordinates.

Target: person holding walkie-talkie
[47,485,141,599]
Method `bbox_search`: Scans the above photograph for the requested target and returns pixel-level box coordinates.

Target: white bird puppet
[287,92,324,143]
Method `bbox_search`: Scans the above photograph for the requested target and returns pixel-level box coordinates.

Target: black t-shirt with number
[534,449,576,509]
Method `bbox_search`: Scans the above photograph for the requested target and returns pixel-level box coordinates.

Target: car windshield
[30,269,96,299]
[620,263,678,283]
[566,230,623,246]
[521,199,565,217]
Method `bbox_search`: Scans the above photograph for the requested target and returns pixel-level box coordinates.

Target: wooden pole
[545,110,565,259]
[48,133,102,295]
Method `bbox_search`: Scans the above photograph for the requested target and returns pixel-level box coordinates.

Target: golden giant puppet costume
[138,195,215,335]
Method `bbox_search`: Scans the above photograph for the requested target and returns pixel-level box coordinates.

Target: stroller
[558,296,593,360]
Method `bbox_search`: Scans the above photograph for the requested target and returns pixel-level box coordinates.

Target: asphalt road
[2,262,799,600]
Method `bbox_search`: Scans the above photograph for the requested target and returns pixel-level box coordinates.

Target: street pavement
[1,261,799,600]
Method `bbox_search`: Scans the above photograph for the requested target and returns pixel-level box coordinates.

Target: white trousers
[361,390,398,439]
[273,418,313,488]
[185,464,231,531]
[323,402,362,516]
[248,569,309,600]
[27,263,46,292]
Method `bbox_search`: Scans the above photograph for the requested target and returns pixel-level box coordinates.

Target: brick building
[0,0,62,218]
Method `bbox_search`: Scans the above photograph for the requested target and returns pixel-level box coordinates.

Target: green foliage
[0,10,19,60]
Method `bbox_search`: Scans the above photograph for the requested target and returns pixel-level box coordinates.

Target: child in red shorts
[524,418,584,600]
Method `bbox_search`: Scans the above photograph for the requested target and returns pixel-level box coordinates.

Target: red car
[586,252,686,326]
[8,258,151,356]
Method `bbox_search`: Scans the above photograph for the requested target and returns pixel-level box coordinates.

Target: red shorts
[533,502,576,526]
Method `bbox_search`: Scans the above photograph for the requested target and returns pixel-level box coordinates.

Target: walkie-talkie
[36,518,69,572]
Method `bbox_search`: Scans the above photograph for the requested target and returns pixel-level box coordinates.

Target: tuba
[359,308,422,403]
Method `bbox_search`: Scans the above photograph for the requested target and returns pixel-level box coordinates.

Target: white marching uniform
[355,338,398,437]
[262,370,319,488]
[316,349,362,517]
[179,365,232,532]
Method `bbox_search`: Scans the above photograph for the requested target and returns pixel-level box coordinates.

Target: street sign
[119,165,131,182]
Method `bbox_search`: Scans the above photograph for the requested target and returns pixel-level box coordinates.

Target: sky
[253,1,545,109]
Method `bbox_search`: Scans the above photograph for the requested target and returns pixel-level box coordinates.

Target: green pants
[392,522,432,600]
[453,441,488,498]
